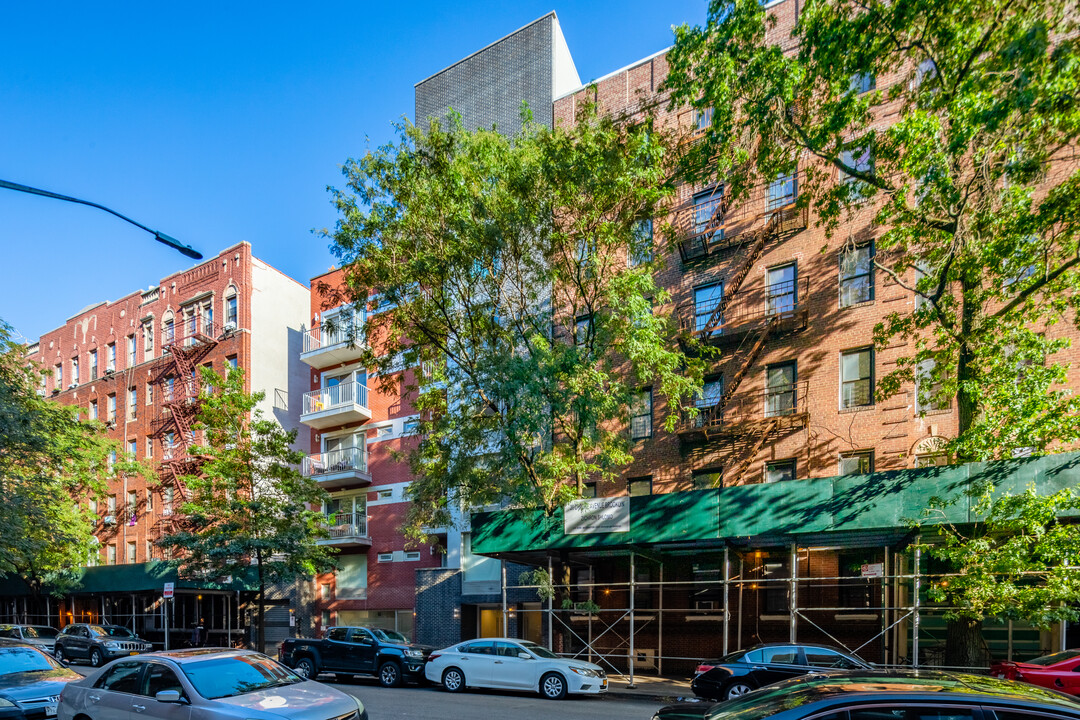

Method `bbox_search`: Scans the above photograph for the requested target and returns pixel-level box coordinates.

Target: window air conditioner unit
[105,368,114,375]
[224,322,237,332]
[68,383,78,389]
[103,515,116,525]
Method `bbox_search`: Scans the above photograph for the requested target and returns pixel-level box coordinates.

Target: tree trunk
[944,617,985,668]
[257,556,266,654]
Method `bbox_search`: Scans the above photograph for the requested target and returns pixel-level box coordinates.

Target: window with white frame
[630,388,653,440]
[128,387,137,419]
[839,243,874,307]
[107,343,116,372]
[839,450,874,475]
[127,335,136,366]
[767,171,798,211]
[629,220,653,267]
[71,357,79,385]
[840,348,874,408]
[90,400,98,420]
[225,287,239,328]
[89,350,98,380]
[107,394,116,422]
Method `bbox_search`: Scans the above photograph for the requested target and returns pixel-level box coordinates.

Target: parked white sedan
[424,638,606,699]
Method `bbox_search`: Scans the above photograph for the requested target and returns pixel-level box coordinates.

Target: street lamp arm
[0,178,203,260]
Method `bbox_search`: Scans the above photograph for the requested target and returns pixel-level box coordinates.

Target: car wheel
[725,682,753,700]
[89,648,104,668]
[54,646,65,664]
[295,657,318,679]
[540,672,567,700]
[379,661,403,688]
[442,667,465,693]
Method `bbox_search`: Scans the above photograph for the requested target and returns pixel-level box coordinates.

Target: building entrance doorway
[478,607,504,638]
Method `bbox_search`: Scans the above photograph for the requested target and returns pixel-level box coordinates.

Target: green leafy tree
[918,486,1080,664]
[327,108,703,539]
[158,367,332,652]
[666,0,1080,664]
[0,320,133,596]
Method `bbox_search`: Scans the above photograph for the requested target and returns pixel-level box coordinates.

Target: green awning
[0,561,258,597]
[471,452,1080,556]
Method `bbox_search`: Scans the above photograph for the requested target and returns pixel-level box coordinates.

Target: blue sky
[0,1,705,342]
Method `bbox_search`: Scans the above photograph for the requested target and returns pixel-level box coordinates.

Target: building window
[146,541,153,562]
[767,171,798,211]
[581,482,597,499]
[575,316,592,346]
[377,553,393,563]
[695,106,713,131]
[849,72,876,94]
[692,468,723,490]
[89,400,98,420]
[915,452,949,468]
[226,355,238,372]
[629,220,653,267]
[766,263,798,316]
[107,394,117,422]
[143,320,154,355]
[839,450,874,476]
[107,495,117,514]
[107,450,116,470]
[839,243,874,307]
[225,290,239,328]
[71,358,79,385]
[162,486,173,516]
[106,343,116,372]
[693,188,724,242]
[378,489,393,499]
[127,490,137,518]
[126,541,136,564]
[404,551,421,561]
[765,459,797,483]
[146,489,153,512]
[628,476,652,497]
[839,147,874,190]
[403,418,420,435]
[89,350,98,380]
[146,436,154,459]
[107,544,117,565]
[164,318,175,345]
[630,388,653,440]
[840,348,874,408]
[319,583,331,600]
[54,364,62,391]
[127,335,136,366]
[127,440,137,458]
[916,358,948,413]
[146,382,153,405]
[765,362,798,417]
[694,281,724,334]
[127,388,137,419]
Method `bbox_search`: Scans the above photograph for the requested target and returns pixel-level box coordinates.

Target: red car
[991,649,1080,695]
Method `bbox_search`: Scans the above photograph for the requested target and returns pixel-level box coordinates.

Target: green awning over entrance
[471,452,1080,555]
[0,561,257,597]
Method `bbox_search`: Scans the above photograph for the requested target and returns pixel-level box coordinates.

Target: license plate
[45,704,57,717]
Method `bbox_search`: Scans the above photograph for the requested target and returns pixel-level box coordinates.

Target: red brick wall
[27,243,255,565]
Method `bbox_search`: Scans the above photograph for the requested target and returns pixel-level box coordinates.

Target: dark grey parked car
[53,624,152,668]
[58,649,366,720]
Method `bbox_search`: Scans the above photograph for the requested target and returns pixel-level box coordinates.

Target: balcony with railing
[318,512,370,547]
[300,381,371,429]
[677,380,810,441]
[678,277,810,347]
[301,310,367,369]
[301,447,371,489]
[671,178,808,264]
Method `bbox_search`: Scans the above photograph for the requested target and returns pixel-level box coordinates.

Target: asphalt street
[67,664,665,720]
[334,676,663,720]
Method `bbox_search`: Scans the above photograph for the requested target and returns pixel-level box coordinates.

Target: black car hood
[656,701,718,720]
[0,669,81,700]
[386,642,436,654]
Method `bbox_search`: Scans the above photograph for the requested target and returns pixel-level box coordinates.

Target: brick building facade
[12,242,310,648]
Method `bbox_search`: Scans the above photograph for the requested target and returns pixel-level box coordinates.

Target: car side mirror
[518,652,532,660]
[154,691,186,704]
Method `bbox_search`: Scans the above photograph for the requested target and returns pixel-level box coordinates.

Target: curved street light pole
[0,178,203,260]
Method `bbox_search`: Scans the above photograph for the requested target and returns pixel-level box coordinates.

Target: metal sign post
[163,584,174,651]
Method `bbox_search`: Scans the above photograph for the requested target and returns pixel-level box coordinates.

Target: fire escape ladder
[715,314,779,416]
[697,211,780,337]
[732,417,783,483]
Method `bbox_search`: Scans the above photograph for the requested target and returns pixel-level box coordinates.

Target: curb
[604,689,698,703]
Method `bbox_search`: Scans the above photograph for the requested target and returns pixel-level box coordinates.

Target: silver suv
[53,624,152,667]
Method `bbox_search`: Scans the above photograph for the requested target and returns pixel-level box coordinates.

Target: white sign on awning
[564,497,631,535]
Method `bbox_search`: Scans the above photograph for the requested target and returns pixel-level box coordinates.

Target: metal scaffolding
[499,542,1061,682]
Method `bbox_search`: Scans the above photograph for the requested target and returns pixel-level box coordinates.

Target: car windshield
[181,654,302,699]
[90,625,135,638]
[26,627,58,639]
[1028,650,1080,666]
[372,629,408,643]
[0,646,64,674]
[518,641,559,660]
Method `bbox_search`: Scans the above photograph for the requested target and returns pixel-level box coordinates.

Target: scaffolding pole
[723,546,730,656]
[913,541,921,668]
[628,552,636,689]
[789,542,798,643]
[546,556,553,651]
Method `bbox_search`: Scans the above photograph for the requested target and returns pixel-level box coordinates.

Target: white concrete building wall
[249,258,310,437]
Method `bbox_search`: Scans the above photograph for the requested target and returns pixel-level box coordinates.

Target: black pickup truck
[279,626,434,687]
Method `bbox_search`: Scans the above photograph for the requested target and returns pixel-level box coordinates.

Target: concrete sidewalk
[605,674,703,702]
